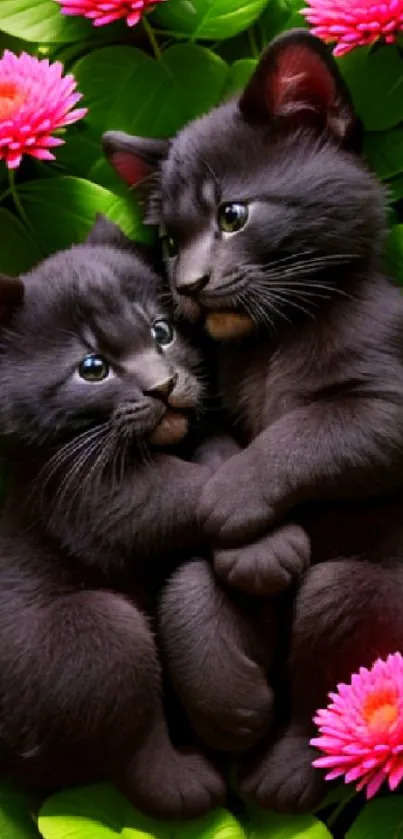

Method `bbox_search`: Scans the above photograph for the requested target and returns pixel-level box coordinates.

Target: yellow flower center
[363,686,399,733]
[0,82,25,120]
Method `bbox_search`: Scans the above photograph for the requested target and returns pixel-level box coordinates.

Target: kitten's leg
[4,588,224,819]
[239,558,403,812]
[214,523,310,596]
[159,558,275,752]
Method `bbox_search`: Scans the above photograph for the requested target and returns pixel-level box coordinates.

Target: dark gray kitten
[0,215,229,819]
[104,30,403,814]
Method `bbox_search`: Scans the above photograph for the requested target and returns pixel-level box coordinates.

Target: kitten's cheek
[205,312,254,341]
[148,410,188,446]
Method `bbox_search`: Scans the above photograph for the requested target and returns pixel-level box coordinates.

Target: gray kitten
[104,29,403,815]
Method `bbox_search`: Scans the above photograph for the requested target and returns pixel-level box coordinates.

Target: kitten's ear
[239,29,360,149]
[102,131,169,187]
[0,274,24,321]
[86,214,132,249]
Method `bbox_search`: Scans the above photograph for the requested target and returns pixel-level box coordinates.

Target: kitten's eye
[78,354,110,382]
[151,318,175,347]
[218,202,249,234]
[163,236,178,259]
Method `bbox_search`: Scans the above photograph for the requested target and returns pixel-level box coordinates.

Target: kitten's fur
[104,31,403,813]
[0,216,230,819]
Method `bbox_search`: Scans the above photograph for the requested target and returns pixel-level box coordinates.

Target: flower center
[0,82,25,120]
[363,686,399,733]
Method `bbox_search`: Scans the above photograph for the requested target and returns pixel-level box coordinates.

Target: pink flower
[0,51,87,170]
[311,653,403,799]
[301,0,403,56]
[54,0,166,27]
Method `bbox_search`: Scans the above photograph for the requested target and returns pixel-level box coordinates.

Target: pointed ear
[86,214,133,249]
[0,273,24,321]
[239,29,360,149]
[102,131,169,188]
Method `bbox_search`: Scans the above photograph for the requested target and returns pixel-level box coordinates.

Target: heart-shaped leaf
[152,0,271,41]
[346,796,403,838]
[16,176,148,257]
[0,209,42,275]
[0,781,39,839]
[38,785,247,839]
[0,0,90,43]
[73,44,228,137]
[245,808,332,839]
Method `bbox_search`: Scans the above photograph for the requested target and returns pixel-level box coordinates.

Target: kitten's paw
[239,731,324,813]
[214,525,311,596]
[191,682,275,753]
[124,750,226,820]
[199,455,271,547]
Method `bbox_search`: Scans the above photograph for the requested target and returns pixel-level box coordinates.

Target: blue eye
[78,354,110,382]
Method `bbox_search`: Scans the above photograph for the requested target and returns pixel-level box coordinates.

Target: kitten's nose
[177,275,210,297]
[144,373,178,401]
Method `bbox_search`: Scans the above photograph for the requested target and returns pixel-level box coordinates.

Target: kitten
[103,30,403,814]
[0,215,228,819]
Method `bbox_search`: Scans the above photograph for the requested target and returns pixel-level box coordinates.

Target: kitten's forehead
[21,243,166,351]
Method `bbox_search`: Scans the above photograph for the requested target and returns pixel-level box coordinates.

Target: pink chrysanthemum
[311,653,403,799]
[301,0,403,56]
[54,0,166,27]
[0,51,87,170]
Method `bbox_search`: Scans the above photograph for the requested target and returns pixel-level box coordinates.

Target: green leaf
[38,785,247,839]
[0,781,39,838]
[0,209,42,275]
[388,174,403,203]
[245,809,333,839]
[152,0,271,41]
[258,0,306,42]
[364,128,403,182]
[73,44,228,137]
[346,796,403,839]
[338,45,403,131]
[16,176,148,257]
[221,59,256,99]
[0,0,90,43]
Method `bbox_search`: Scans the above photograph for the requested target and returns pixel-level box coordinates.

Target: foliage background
[1,0,403,836]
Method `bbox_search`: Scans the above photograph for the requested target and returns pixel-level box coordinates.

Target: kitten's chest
[217,337,309,441]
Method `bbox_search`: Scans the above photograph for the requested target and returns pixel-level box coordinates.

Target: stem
[142,15,162,61]
[8,168,32,232]
[248,26,260,59]
[0,185,12,205]
[327,791,356,829]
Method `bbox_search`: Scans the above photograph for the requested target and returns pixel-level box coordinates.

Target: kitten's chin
[148,410,188,447]
[205,311,254,341]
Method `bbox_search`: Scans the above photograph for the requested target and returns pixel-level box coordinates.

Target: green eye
[218,202,249,234]
[151,318,175,347]
[78,354,110,382]
[163,236,178,258]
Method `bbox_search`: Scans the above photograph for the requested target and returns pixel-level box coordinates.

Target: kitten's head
[0,216,204,458]
[103,30,387,341]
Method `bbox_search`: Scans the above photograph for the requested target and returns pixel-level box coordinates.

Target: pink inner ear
[110,150,151,187]
[269,46,336,116]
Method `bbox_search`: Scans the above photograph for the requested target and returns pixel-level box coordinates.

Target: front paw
[239,730,324,813]
[198,453,271,547]
[214,525,311,596]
